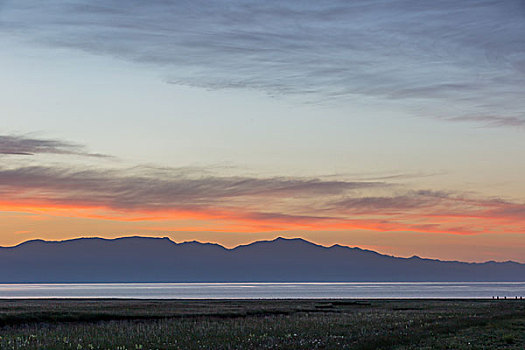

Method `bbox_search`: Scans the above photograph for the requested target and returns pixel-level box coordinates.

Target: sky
[0,0,524,262]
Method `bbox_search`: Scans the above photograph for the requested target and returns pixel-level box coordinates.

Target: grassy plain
[0,299,523,349]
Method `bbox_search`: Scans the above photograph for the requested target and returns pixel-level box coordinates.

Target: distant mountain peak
[272,237,314,244]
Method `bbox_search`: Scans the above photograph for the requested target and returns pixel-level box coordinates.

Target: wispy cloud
[0,162,523,235]
[0,165,382,211]
[333,191,449,213]
[0,134,108,157]
[3,0,524,126]
[443,115,525,128]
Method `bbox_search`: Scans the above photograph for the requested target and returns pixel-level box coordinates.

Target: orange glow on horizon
[0,197,523,238]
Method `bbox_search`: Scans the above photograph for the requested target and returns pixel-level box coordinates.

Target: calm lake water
[1,282,524,299]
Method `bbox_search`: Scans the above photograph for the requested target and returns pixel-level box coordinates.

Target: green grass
[0,299,523,349]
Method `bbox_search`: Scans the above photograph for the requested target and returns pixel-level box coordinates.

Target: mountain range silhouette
[1,236,523,282]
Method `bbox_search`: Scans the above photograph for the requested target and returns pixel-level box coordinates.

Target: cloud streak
[0,165,382,211]
[444,115,525,128]
[0,163,523,236]
[2,0,524,126]
[0,135,107,157]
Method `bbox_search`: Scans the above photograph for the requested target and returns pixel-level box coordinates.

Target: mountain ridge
[1,236,523,282]
[2,235,522,264]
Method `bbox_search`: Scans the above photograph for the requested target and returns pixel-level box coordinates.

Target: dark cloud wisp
[0,165,383,211]
[0,135,107,157]
[0,163,524,235]
[0,164,523,226]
